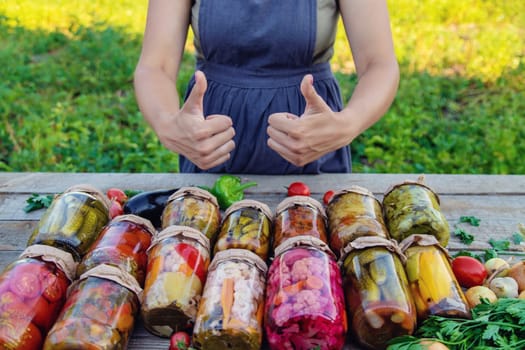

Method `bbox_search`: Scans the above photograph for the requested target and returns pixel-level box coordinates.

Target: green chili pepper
[205,175,257,210]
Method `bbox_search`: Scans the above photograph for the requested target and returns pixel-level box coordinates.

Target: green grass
[1,1,524,173]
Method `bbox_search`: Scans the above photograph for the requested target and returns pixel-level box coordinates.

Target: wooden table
[1,172,525,349]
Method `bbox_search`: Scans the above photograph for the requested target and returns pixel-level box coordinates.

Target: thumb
[183,70,207,115]
[300,74,329,114]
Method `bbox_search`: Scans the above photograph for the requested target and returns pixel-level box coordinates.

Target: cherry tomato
[40,269,69,303]
[109,199,124,219]
[28,295,54,331]
[451,256,488,288]
[323,190,335,205]
[169,331,191,350]
[175,243,207,283]
[106,188,128,205]
[287,182,311,197]
[8,269,41,299]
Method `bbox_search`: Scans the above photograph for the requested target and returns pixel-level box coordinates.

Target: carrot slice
[178,262,194,276]
[221,278,234,327]
[305,275,324,290]
[144,256,164,292]
[283,280,305,295]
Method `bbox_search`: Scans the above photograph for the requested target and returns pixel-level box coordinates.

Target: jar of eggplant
[326,186,389,258]
[265,236,347,350]
[273,195,328,249]
[27,184,111,262]
[44,264,141,350]
[161,186,221,243]
[77,214,155,287]
[214,199,272,261]
[0,246,75,349]
[193,249,267,350]
[340,236,416,350]
[383,178,450,246]
[141,225,211,337]
[400,234,471,321]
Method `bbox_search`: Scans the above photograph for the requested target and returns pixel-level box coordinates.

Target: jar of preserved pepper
[193,249,267,350]
[141,225,211,337]
[340,236,416,349]
[399,234,471,321]
[326,186,389,258]
[27,184,111,262]
[265,236,347,350]
[44,264,141,350]
[214,199,273,261]
[273,195,328,249]
[77,214,155,287]
[0,245,75,349]
[383,178,450,246]
[161,186,221,243]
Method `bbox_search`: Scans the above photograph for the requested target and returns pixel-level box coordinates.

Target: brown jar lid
[111,214,156,236]
[224,199,273,221]
[65,184,111,211]
[274,235,335,259]
[399,234,451,259]
[166,186,219,208]
[150,225,210,253]
[275,196,326,220]
[383,175,440,204]
[210,249,268,275]
[338,236,406,266]
[75,263,143,298]
[20,244,78,281]
[328,185,381,207]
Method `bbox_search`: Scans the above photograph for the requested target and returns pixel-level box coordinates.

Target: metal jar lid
[274,235,335,260]
[275,196,326,220]
[210,249,268,275]
[150,225,210,253]
[224,199,273,221]
[64,184,112,211]
[166,186,219,208]
[110,214,156,237]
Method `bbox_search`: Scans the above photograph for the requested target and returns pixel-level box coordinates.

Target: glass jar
[273,195,328,249]
[214,199,273,261]
[265,236,347,350]
[77,214,155,287]
[44,264,141,350]
[400,234,471,321]
[326,186,389,258]
[193,249,267,350]
[340,236,416,350]
[383,179,450,246]
[141,225,211,337]
[0,246,75,350]
[161,186,221,243]
[27,184,111,261]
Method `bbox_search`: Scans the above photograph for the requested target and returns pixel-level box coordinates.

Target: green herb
[483,248,499,261]
[489,238,510,251]
[453,250,482,260]
[124,189,143,199]
[24,193,54,213]
[459,215,481,226]
[454,227,474,245]
[512,232,524,245]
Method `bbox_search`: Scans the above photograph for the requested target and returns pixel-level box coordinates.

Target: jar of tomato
[0,245,75,349]
[326,186,389,258]
[214,199,273,261]
[340,236,416,349]
[141,225,211,337]
[77,214,155,287]
[27,184,111,261]
[265,236,347,350]
[273,195,328,249]
[44,264,141,350]
[383,178,450,246]
[193,249,267,350]
[161,186,221,243]
[399,234,471,321]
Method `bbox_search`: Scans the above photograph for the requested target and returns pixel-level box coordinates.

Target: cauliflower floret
[292,289,323,315]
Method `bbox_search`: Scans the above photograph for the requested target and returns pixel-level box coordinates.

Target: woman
[134,0,399,174]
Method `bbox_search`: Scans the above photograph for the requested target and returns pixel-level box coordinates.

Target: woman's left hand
[267,75,353,166]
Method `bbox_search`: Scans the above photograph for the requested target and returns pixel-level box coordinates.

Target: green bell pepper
[205,175,257,210]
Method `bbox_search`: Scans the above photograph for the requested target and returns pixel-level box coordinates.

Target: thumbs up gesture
[267,75,351,167]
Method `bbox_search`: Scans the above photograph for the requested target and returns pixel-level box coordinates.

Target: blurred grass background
[1,0,524,173]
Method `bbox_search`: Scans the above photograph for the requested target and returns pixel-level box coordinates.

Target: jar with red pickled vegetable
[340,236,416,349]
[193,249,267,350]
[27,184,111,261]
[78,214,155,287]
[214,199,273,261]
[0,245,75,349]
[326,186,389,258]
[161,187,221,243]
[399,234,471,321]
[273,195,328,249]
[265,236,347,350]
[44,264,141,350]
[141,225,211,337]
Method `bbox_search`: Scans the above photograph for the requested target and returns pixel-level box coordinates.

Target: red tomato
[287,182,311,197]
[106,188,128,205]
[28,295,54,331]
[40,269,68,303]
[9,270,41,299]
[169,331,191,350]
[109,199,124,219]
[323,190,335,205]
[451,256,488,288]
[175,243,207,283]
[0,318,43,350]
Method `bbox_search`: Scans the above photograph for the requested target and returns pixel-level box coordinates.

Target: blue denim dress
[180,0,351,174]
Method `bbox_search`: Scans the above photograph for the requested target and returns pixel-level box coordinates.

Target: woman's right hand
[156,71,235,170]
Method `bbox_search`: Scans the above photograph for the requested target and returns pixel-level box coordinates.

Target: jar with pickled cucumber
[0,246,75,349]
[141,226,211,337]
[340,236,416,349]
[214,199,272,261]
[78,214,155,287]
[161,187,221,243]
[193,249,267,350]
[326,186,389,258]
[383,179,450,246]
[265,236,347,350]
[44,264,141,350]
[400,234,471,321]
[273,195,328,249]
[27,184,111,261]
